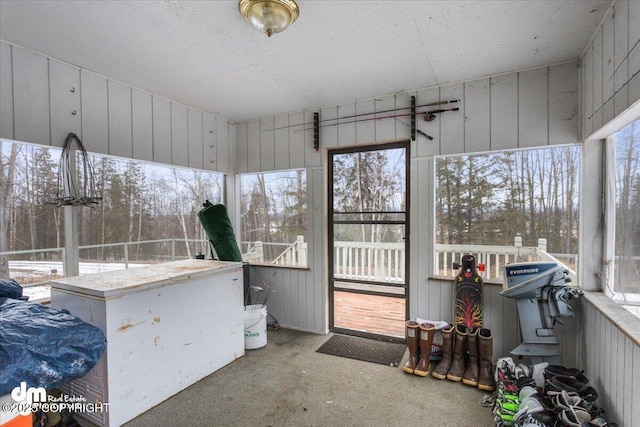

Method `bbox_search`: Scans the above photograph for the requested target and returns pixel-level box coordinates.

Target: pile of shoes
[402,321,496,392]
[492,357,618,427]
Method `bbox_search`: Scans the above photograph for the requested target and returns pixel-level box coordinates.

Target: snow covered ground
[9,261,148,302]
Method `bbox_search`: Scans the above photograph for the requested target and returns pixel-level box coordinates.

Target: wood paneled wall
[236,62,578,172]
[578,293,640,427]
[576,3,640,424]
[581,0,640,139]
[0,41,234,174]
[241,62,581,361]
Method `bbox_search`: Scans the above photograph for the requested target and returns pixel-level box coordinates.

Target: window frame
[238,168,308,268]
[432,145,581,283]
[1,138,226,287]
[603,118,640,309]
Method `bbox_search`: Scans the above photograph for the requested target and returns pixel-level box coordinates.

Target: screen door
[328,141,409,341]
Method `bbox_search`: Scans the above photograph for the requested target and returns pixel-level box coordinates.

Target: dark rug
[316,334,406,367]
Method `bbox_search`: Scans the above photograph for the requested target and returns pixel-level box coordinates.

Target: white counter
[50,259,244,427]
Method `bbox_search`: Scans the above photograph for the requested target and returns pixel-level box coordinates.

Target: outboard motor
[500,261,581,364]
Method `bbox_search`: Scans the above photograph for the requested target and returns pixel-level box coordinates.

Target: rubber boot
[413,323,435,376]
[478,328,496,391]
[431,324,454,380]
[402,321,420,374]
[446,324,468,382]
[462,326,479,386]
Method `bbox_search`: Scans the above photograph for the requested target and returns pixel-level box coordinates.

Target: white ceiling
[0,0,611,122]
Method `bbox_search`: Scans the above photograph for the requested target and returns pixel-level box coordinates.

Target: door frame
[327,140,410,342]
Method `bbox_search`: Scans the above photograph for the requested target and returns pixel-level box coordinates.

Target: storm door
[328,141,409,341]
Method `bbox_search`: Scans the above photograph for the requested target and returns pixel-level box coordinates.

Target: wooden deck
[333,290,406,338]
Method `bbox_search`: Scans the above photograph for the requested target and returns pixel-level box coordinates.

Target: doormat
[316,334,406,367]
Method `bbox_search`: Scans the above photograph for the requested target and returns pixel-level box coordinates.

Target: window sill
[582,291,640,347]
[430,275,504,286]
[247,263,311,272]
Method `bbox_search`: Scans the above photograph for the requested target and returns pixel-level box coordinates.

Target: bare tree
[0,141,20,278]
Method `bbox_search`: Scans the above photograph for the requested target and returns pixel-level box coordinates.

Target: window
[1,139,223,287]
[1,141,65,283]
[240,170,307,267]
[77,152,223,266]
[434,146,580,282]
[607,118,640,314]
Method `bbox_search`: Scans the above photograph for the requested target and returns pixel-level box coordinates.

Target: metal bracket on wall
[314,112,320,151]
[417,129,434,140]
[411,96,416,141]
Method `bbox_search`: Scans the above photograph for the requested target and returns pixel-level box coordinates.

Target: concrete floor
[106,329,495,427]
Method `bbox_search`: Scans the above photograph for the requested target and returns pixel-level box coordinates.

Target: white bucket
[244,304,267,349]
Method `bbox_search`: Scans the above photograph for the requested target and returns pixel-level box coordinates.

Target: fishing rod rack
[265,96,460,151]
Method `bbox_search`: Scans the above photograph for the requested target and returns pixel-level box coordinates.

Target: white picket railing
[333,240,405,283]
[434,243,537,280]
[273,236,308,267]
[241,236,577,284]
[241,241,265,264]
[2,238,209,286]
[5,236,578,287]
[241,236,308,267]
[332,237,577,284]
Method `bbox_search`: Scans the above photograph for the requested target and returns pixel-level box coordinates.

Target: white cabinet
[50,260,244,427]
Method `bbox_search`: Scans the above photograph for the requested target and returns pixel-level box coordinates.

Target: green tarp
[197,201,243,262]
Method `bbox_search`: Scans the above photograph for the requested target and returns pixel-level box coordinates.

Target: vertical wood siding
[577,4,640,421]
[187,108,204,170]
[80,70,109,155]
[152,97,172,165]
[11,47,50,146]
[0,41,234,173]
[241,62,580,343]
[579,294,639,427]
[580,0,640,139]
[132,89,153,162]
[170,103,188,167]
[203,114,217,171]
[0,43,14,139]
[238,62,578,171]
[49,60,81,147]
[108,81,133,158]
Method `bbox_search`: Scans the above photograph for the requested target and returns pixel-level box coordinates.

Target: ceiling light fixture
[239,0,299,37]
